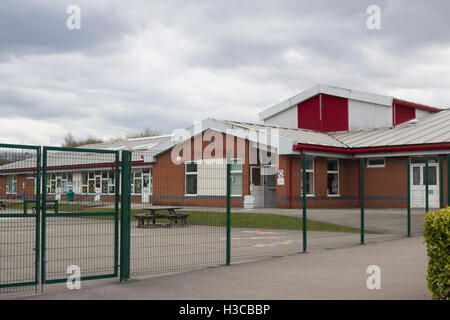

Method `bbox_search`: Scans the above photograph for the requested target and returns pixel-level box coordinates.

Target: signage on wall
[277,169,284,185]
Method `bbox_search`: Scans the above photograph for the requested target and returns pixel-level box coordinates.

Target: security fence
[0,142,449,294]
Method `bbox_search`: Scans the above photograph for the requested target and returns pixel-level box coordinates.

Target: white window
[6,175,17,194]
[367,158,385,168]
[185,161,198,195]
[143,168,152,195]
[132,170,142,195]
[230,159,243,196]
[46,173,73,194]
[327,159,339,196]
[301,157,315,195]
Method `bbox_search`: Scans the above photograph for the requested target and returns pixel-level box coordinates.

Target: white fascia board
[258,84,393,121]
[353,149,450,158]
[302,151,351,159]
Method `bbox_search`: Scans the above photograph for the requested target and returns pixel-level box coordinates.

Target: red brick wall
[152,130,252,207]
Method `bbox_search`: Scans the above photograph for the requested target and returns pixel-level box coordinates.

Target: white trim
[367,158,386,168]
[327,159,339,196]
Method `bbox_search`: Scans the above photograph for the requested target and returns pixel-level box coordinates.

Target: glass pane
[134,178,142,194]
[305,158,314,170]
[102,180,108,194]
[368,158,385,167]
[186,175,197,194]
[89,180,95,193]
[251,168,261,186]
[306,172,314,195]
[143,175,149,188]
[327,173,338,195]
[413,167,420,185]
[266,174,276,188]
[327,160,338,172]
[186,162,197,173]
[230,159,242,171]
[231,172,242,195]
[423,166,437,185]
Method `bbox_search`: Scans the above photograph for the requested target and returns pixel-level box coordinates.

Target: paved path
[13,236,430,300]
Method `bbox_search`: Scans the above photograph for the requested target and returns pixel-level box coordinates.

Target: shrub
[423,207,450,300]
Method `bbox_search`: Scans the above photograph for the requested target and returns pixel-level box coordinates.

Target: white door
[142,173,150,203]
[410,163,439,208]
[250,166,264,208]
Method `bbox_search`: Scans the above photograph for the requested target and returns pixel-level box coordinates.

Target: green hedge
[423,207,450,300]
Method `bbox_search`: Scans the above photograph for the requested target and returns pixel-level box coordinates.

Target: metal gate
[40,147,120,284]
[0,144,41,293]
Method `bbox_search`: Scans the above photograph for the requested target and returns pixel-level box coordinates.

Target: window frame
[367,158,386,168]
[230,158,243,197]
[185,160,198,196]
[327,159,339,196]
[301,157,315,196]
[6,175,17,194]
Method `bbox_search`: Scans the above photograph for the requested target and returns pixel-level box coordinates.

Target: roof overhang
[293,143,450,158]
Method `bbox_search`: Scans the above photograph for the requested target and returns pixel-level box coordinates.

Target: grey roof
[332,110,450,148]
[222,120,347,148]
[0,135,171,172]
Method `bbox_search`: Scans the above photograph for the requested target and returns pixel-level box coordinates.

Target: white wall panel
[348,100,392,130]
[263,105,298,128]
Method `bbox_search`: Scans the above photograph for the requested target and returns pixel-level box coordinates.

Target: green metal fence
[40,146,120,285]
[1,141,448,294]
[0,144,41,293]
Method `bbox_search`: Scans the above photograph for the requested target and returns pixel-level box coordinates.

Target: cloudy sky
[0,0,449,145]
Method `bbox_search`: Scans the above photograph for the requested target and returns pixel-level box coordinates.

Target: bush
[423,207,450,300]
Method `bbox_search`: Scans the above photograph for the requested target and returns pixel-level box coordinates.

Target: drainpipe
[289,157,293,209]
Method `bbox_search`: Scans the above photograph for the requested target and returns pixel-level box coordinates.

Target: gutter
[293,143,450,156]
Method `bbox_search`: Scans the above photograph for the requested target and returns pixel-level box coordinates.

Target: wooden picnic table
[135,206,189,227]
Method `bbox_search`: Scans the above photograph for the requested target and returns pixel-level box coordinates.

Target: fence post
[407,158,411,237]
[41,147,47,288]
[114,151,120,277]
[360,158,365,245]
[120,150,131,282]
[226,153,231,265]
[35,147,41,292]
[425,156,429,213]
[448,154,450,207]
[439,155,444,209]
[301,153,307,253]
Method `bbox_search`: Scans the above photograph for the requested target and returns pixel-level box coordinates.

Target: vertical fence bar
[439,155,444,209]
[35,147,41,291]
[360,158,365,245]
[226,153,231,265]
[114,151,120,277]
[120,150,131,282]
[301,153,307,253]
[407,158,411,237]
[448,154,450,207]
[40,147,47,287]
[425,155,429,213]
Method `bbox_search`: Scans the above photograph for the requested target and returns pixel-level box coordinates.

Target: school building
[1,84,449,209]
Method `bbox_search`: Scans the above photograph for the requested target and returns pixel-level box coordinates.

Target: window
[230,159,243,196]
[301,157,315,195]
[46,173,74,194]
[367,158,385,168]
[327,159,339,196]
[143,168,152,195]
[423,166,437,185]
[133,170,142,195]
[6,175,17,194]
[185,161,197,195]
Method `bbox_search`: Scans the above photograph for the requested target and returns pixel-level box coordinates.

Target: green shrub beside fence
[423,207,450,300]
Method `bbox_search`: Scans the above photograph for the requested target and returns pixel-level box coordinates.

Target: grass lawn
[130,210,376,234]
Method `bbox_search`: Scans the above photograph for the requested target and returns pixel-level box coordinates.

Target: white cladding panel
[348,99,392,130]
[263,105,298,128]
[416,109,431,119]
[197,159,227,196]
